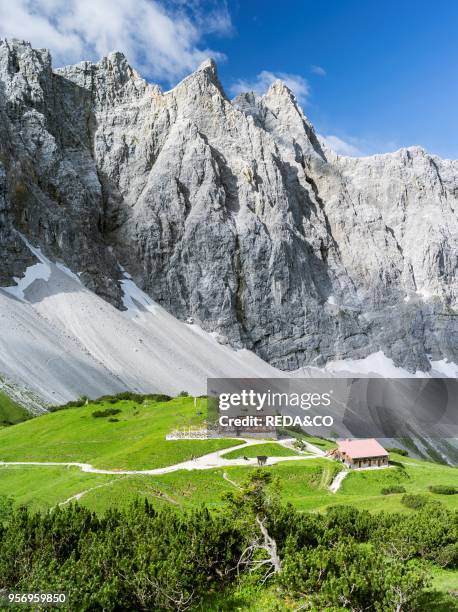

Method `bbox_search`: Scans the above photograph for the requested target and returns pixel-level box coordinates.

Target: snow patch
[3,262,50,301]
[319,350,457,378]
[322,351,427,378]
[55,262,82,284]
[2,235,83,301]
[120,278,159,318]
[430,359,458,378]
[119,265,132,280]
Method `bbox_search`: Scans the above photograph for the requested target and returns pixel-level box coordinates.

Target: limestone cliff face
[1,39,456,372]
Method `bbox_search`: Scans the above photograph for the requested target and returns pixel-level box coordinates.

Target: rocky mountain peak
[0,38,52,73]
[0,39,52,107]
[265,78,296,102]
[170,55,227,103]
[197,57,217,75]
[98,50,142,83]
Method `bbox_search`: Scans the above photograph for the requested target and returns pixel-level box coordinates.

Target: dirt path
[0,453,323,475]
[0,438,327,476]
[329,470,349,493]
[328,464,393,493]
[57,477,125,507]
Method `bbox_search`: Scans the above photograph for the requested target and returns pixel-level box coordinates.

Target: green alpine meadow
[0,394,456,610]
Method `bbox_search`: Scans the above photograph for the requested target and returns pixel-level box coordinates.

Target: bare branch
[256,514,282,574]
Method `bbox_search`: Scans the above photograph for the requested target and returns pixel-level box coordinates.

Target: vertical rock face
[0,39,457,372]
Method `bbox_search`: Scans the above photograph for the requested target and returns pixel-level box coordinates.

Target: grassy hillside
[0,396,240,469]
[223,442,300,459]
[337,453,458,512]
[1,452,456,517]
[284,431,336,451]
[0,391,30,426]
[0,465,115,513]
[0,395,456,610]
[0,459,340,514]
[74,458,341,514]
[0,395,456,517]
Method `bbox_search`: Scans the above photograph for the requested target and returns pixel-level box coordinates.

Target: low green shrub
[0,471,455,610]
[428,485,457,495]
[432,542,458,568]
[92,408,121,418]
[386,447,408,456]
[389,460,406,469]
[149,394,172,402]
[381,485,406,495]
[401,494,428,509]
[51,392,173,411]
[107,391,145,403]
[0,495,13,523]
[49,396,88,411]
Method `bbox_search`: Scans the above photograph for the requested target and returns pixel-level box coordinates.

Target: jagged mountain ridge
[0,39,457,373]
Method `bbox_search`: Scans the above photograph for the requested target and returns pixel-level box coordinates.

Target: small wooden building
[335,439,389,469]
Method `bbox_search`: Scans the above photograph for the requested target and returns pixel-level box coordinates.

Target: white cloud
[230,70,310,104]
[311,64,326,76]
[0,0,231,84]
[320,134,362,156]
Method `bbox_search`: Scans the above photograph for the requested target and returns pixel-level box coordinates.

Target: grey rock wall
[1,39,456,372]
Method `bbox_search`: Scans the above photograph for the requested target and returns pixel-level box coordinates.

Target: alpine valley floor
[0,395,456,516]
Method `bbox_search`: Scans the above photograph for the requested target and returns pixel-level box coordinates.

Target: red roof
[337,439,388,459]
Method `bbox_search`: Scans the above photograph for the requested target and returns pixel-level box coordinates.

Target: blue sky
[1,0,457,157]
[212,0,458,158]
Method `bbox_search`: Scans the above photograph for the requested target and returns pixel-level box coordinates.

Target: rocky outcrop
[0,39,456,372]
